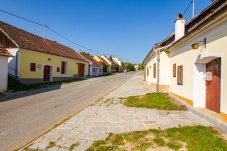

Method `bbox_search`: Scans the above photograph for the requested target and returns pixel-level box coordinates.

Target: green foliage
[86,126,227,151]
[80,51,90,56]
[69,142,80,151]
[124,93,185,110]
[138,64,144,70]
[7,76,84,91]
[124,62,135,71]
[109,55,113,60]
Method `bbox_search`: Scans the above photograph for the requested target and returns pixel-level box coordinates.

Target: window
[57,67,60,72]
[100,68,102,72]
[173,64,176,77]
[30,63,36,72]
[93,68,95,72]
[153,63,156,78]
[177,65,183,85]
[61,61,67,74]
[147,67,149,76]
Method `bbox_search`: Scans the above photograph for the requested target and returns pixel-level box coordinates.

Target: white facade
[112,57,124,71]
[0,56,9,92]
[143,2,227,123]
[7,48,18,77]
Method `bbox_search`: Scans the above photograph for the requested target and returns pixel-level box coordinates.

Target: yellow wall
[93,56,111,71]
[19,49,88,78]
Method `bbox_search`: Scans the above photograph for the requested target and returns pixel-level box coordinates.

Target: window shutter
[30,63,36,71]
[61,61,65,74]
[177,65,183,85]
[173,64,176,77]
[180,66,183,85]
[147,67,149,76]
[153,63,156,78]
[57,67,60,72]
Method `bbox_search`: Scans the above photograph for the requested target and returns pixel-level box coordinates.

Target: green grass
[7,76,84,91]
[47,142,56,148]
[69,142,80,151]
[86,126,227,151]
[124,93,186,110]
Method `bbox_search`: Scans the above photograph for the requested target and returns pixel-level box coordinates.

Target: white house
[100,55,117,72]
[112,56,124,71]
[143,0,227,123]
[0,44,13,92]
[79,53,103,76]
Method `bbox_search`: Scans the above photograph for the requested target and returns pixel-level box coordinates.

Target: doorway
[206,58,221,113]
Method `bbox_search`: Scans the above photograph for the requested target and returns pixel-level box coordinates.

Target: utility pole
[192,0,195,18]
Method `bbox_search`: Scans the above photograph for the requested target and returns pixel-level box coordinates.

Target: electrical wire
[0,9,105,55]
[168,0,193,36]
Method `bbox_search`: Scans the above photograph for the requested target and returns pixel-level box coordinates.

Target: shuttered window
[153,63,156,78]
[173,64,176,77]
[61,61,67,74]
[57,67,60,72]
[177,65,183,85]
[30,63,36,72]
[147,67,149,76]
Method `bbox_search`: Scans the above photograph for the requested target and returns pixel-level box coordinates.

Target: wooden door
[206,58,221,113]
[43,65,51,81]
[78,63,85,77]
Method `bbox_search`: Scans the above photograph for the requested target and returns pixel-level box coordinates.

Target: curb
[169,93,227,132]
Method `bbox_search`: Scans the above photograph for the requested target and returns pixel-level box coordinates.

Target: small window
[57,67,60,72]
[61,61,67,74]
[100,68,102,72]
[30,63,36,72]
[173,64,176,77]
[153,63,156,78]
[93,68,95,72]
[177,65,183,85]
[147,67,149,76]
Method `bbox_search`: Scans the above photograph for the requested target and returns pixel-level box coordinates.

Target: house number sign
[37,64,41,68]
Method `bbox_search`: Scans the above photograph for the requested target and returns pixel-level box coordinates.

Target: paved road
[23,74,212,151]
[0,72,136,151]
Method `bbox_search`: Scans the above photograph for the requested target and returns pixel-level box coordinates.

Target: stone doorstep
[169,93,227,132]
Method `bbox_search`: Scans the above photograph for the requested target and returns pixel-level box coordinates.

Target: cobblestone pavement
[21,73,213,151]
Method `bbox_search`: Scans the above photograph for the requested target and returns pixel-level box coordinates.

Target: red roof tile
[0,21,87,62]
[80,53,102,65]
[0,44,13,57]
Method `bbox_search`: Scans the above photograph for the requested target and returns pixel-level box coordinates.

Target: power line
[168,0,193,35]
[0,9,105,55]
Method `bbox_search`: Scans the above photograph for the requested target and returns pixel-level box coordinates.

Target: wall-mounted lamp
[191,38,206,49]
[48,58,51,61]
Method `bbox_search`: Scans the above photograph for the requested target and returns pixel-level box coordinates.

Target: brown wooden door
[43,65,51,81]
[78,63,85,77]
[206,58,221,113]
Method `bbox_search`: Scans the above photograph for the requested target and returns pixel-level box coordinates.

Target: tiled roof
[0,21,87,62]
[94,55,109,65]
[80,53,102,65]
[156,0,227,48]
[101,55,117,66]
[0,44,13,57]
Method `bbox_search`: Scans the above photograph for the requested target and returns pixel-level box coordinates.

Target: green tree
[80,51,90,56]
[138,64,144,70]
[124,62,135,71]
[109,55,113,60]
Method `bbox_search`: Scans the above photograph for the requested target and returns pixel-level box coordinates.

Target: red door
[43,65,51,82]
[78,63,85,77]
[206,58,221,113]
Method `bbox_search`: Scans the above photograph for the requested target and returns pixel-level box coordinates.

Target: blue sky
[0,0,211,63]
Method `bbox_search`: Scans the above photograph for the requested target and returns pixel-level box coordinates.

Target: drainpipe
[154,44,172,93]
[156,49,160,93]
[15,47,20,80]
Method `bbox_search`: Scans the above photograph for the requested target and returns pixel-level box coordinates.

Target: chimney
[174,13,185,41]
